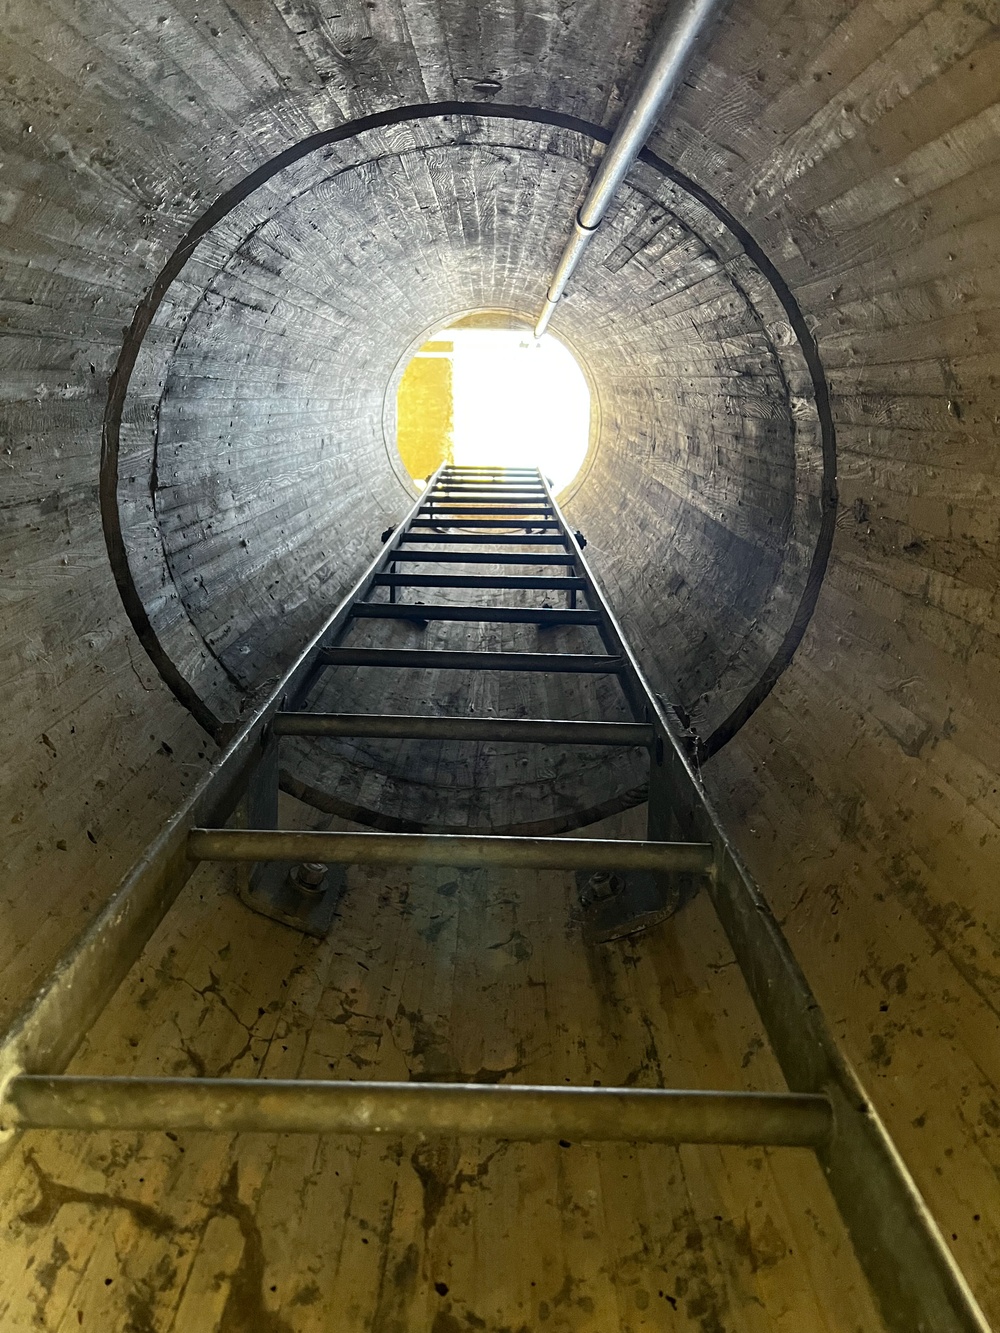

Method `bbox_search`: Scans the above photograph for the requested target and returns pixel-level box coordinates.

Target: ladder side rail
[538,473,990,1333]
[0,467,445,1117]
[538,480,647,718]
[245,467,455,899]
[305,463,448,666]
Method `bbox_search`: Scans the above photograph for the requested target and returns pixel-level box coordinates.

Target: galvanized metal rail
[0,465,989,1333]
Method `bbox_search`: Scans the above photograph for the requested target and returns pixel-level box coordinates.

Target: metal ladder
[0,467,988,1333]
[229,462,700,938]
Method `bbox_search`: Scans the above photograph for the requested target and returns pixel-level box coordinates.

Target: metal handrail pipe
[3,1077,832,1146]
[188,828,715,875]
[534,0,730,336]
[271,714,654,746]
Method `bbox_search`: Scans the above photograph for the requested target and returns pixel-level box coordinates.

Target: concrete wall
[1,0,999,1324]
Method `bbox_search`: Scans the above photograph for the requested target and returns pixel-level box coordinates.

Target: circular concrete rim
[380,306,603,504]
[101,100,837,760]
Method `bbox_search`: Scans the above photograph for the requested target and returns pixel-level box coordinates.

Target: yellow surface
[397,344,454,480]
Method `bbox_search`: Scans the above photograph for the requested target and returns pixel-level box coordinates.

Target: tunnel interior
[111,109,830,832]
[2,0,1000,1327]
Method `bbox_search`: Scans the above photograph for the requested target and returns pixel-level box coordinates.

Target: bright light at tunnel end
[397,322,592,495]
[450,327,590,493]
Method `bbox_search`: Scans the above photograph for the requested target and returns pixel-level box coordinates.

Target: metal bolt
[289,862,327,896]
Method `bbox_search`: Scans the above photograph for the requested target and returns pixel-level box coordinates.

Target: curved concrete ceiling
[106,108,831,830]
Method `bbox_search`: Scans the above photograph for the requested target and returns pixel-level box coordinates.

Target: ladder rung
[433,488,545,497]
[272,714,652,745]
[373,574,586,590]
[6,1075,832,1147]
[420,505,552,513]
[349,603,600,625]
[189,828,714,874]
[420,513,553,521]
[319,648,621,672]
[411,518,561,529]
[392,551,576,565]
[399,533,567,545]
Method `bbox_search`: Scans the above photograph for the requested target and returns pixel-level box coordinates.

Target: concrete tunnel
[1,0,998,1327]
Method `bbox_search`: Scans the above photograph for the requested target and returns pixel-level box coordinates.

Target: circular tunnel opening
[395,314,593,495]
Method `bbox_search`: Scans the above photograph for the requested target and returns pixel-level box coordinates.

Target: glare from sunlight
[449,328,590,493]
[396,324,591,494]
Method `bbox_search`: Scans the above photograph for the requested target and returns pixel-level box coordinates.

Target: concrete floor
[0,827,884,1331]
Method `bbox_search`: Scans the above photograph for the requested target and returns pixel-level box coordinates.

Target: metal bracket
[576,867,699,944]
[237,859,346,938]
[236,725,346,936]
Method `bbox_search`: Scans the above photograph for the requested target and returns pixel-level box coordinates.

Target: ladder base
[577,867,696,944]
[237,858,346,938]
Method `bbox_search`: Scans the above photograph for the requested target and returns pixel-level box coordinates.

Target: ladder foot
[577,868,693,944]
[237,858,347,937]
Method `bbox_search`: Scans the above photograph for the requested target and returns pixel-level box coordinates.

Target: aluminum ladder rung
[420,504,552,513]
[393,551,576,565]
[398,533,567,545]
[272,714,653,745]
[189,828,714,874]
[2,464,984,1333]
[320,648,621,672]
[349,603,600,625]
[372,574,586,590]
[433,488,545,497]
[5,1076,832,1147]
[410,518,561,529]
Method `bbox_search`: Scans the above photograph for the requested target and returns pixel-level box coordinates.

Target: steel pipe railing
[534,0,730,336]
